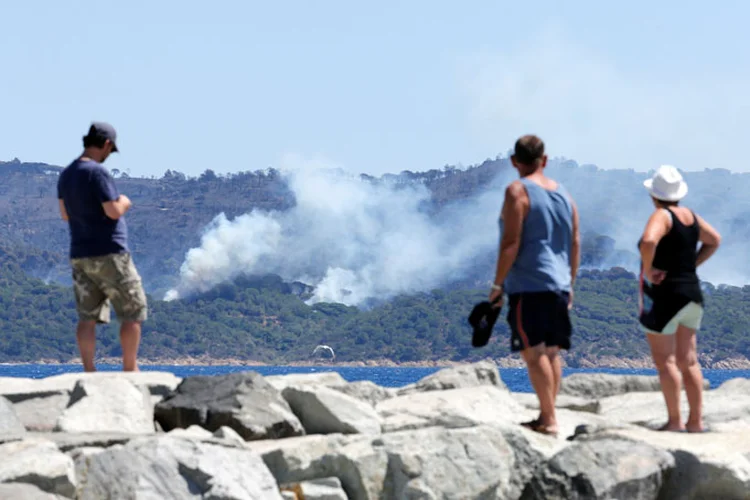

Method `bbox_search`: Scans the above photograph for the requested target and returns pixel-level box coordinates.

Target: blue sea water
[1,364,749,392]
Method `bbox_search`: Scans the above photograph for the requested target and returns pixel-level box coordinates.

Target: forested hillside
[1,245,748,366]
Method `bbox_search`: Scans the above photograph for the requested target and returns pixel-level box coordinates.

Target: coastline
[5,353,750,370]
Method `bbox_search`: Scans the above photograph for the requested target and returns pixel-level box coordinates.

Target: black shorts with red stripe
[507,291,572,352]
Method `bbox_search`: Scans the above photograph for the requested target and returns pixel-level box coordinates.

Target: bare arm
[58,199,69,221]
[695,213,721,267]
[489,182,526,304]
[102,194,132,220]
[639,209,671,281]
[570,200,580,287]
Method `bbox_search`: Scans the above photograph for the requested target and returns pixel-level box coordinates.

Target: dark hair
[82,134,107,149]
[653,197,679,207]
[513,135,545,165]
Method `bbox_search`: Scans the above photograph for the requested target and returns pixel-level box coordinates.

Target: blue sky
[1,1,748,177]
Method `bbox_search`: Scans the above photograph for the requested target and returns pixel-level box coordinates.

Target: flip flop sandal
[655,423,686,432]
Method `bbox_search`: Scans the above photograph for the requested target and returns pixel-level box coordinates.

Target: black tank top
[650,208,703,304]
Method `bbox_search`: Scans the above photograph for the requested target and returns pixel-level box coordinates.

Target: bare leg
[522,344,558,433]
[647,332,684,431]
[120,321,142,372]
[76,321,97,372]
[546,346,562,404]
[676,325,704,432]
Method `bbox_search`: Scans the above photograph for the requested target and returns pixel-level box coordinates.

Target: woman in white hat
[638,165,721,433]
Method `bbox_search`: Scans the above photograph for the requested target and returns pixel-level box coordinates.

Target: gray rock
[596,390,750,431]
[78,435,282,499]
[0,396,25,435]
[282,385,382,435]
[254,434,388,500]
[581,425,750,499]
[0,377,67,403]
[513,392,601,413]
[0,483,67,500]
[331,380,395,406]
[2,372,180,435]
[0,439,77,498]
[397,360,506,395]
[382,425,544,499]
[213,426,246,444]
[560,373,710,399]
[0,433,27,446]
[0,371,180,403]
[166,424,214,439]
[12,393,70,432]
[154,371,305,441]
[715,377,750,394]
[266,372,348,391]
[54,377,154,434]
[26,431,137,453]
[376,386,531,433]
[521,437,674,499]
[281,477,347,500]
[66,447,105,496]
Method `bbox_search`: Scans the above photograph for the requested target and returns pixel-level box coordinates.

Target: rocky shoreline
[1,361,749,499]
[9,353,750,369]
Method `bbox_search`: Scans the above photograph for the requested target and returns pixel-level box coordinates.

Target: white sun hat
[643,165,688,202]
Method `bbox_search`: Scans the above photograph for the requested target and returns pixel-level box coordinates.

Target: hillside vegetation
[1,245,748,366]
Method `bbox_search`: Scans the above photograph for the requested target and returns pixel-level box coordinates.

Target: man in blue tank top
[489,135,580,436]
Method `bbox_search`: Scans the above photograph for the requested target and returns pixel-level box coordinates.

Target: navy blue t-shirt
[57,159,129,259]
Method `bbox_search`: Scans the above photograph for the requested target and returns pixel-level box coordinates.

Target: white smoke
[164,163,507,305]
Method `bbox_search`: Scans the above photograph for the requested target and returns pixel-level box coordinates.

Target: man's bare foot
[521,419,558,436]
[686,422,706,433]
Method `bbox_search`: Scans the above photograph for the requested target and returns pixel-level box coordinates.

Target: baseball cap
[468,299,502,347]
[85,122,119,152]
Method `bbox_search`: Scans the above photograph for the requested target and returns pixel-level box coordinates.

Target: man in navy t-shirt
[57,122,148,372]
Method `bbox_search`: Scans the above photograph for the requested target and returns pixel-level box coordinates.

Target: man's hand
[568,289,574,310]
[102,194,132,220]
[489,286,504,309]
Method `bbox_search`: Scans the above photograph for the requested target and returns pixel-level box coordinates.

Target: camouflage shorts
[71,252,148,324]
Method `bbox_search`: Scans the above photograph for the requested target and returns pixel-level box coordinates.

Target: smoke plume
[164,166,507,305]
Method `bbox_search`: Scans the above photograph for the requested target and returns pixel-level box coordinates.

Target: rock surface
[574,424,750,499]
[2,362,750,499]
[331,380,395,406]
[381,425,542,499]
[13,393,70,432]
[0,483,67,500]
[560,372,710,399]
[397,359,506,395]
[282,385,382,435]
[154,371,305,440]
[255,433,387,500]
[0,439,76,498]
[55,377,154,434]
[77,435,283,499]
[376,385,530,432]
[513,392,600,413]
[0,396,25,435]
[280,477,348,500]
[521,437,675,499]
[266,372,348,391]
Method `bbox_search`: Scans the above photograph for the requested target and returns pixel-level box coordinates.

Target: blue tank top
[501,178,574,294]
